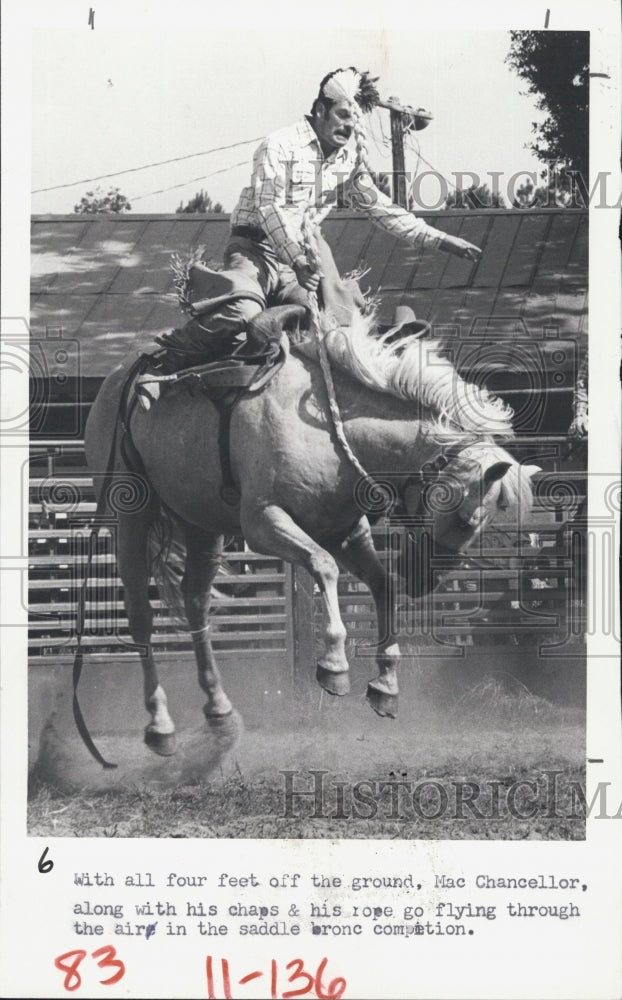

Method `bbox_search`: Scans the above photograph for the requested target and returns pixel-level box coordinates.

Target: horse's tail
[147,504,187,625]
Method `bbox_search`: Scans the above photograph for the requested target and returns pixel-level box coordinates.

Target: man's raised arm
[345,169,482,261]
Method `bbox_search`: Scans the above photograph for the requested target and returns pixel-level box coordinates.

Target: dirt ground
[28,657,586,840]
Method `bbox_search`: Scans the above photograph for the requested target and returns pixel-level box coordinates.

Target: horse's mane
[322,310,514,441]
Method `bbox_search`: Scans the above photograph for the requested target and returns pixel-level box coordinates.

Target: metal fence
[28,440,586,677]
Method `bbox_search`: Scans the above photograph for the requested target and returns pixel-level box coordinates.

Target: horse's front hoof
[366,684,398,718]
[144,728,177,756]
[317,664,350,696]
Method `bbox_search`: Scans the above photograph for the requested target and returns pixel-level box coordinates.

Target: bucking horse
[83,237,538,759]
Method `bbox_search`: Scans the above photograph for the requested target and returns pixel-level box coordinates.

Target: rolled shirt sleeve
[344,169,448,249]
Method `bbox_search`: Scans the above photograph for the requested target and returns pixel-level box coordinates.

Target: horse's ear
[522,464,542,478]
[483,461,511,488]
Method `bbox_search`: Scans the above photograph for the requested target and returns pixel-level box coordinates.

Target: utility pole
[377,98,433,208]
[388,101,407,208]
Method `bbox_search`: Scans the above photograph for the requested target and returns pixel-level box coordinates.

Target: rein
[70,355,150,769]
[71,424,121,770]
[305,284,475,521]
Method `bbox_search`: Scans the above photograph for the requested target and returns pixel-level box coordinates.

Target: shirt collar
[301,116,350,164]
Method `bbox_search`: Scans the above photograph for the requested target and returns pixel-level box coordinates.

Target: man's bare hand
[293,256,321,292]
[568,412,588,439]
[442,236,482,262]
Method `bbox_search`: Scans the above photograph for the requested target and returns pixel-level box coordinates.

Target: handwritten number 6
[315,958,347,1000]
[38,846,54,873]
[91,945,126,986]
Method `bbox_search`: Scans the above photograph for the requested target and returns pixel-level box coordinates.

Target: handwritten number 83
[54,946,125,992]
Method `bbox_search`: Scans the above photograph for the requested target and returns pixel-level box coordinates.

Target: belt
[231,225,268,243]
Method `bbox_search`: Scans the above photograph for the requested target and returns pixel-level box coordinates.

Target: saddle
[133,337,288,410]
[134,302,309,407]
[132,304,309,508]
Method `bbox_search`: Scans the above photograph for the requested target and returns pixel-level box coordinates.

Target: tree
[506,30,589,183]
[511,173,575,210]
[73,186,132,213]
[176,189,224,214]
[444,183,506,210]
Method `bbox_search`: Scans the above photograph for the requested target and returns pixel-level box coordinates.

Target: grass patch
[28,764,586,841]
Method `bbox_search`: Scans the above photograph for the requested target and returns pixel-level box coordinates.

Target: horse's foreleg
[117,514,176,754]
[181,527,233,719]
[330,517,400,718]
[241,503,350,695]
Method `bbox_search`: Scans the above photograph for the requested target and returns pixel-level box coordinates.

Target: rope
[301,200,368,481]
[298,106,383,480]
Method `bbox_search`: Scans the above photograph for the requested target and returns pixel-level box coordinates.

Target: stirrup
[135,380,160,411]
[135,367,183,410]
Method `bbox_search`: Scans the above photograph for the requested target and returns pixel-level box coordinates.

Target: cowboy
[178,67,482,353]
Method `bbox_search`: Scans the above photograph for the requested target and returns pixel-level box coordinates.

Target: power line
[32,137,262,194]
[131,159,249,202]
[379,112,392,150]
[368,112,391,159]
[409,147,458,193]
[405,131,422,182]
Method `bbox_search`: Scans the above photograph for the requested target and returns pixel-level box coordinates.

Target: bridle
[355,441,479,523]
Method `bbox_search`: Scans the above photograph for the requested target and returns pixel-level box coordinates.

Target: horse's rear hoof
[366,684,398,718]
[144,729,177,755]
[203,710,243,746]
[203,707,234,722]
[317,664,350,696]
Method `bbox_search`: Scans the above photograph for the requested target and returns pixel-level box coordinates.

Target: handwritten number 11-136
[207,955,347,999]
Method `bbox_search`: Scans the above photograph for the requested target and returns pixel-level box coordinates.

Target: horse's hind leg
[117,513,176,754]
[181,526,233,719]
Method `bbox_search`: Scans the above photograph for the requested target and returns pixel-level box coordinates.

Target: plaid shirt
[231,117,447,268]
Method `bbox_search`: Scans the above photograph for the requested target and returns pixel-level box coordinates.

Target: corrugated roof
[31,209,587,375]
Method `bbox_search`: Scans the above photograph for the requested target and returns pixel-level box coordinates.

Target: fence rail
[28,441,586,669]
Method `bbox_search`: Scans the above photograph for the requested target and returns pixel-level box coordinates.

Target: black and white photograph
[1,2,620,998]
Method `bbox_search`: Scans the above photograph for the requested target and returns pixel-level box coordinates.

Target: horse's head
[393,444,540,598]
